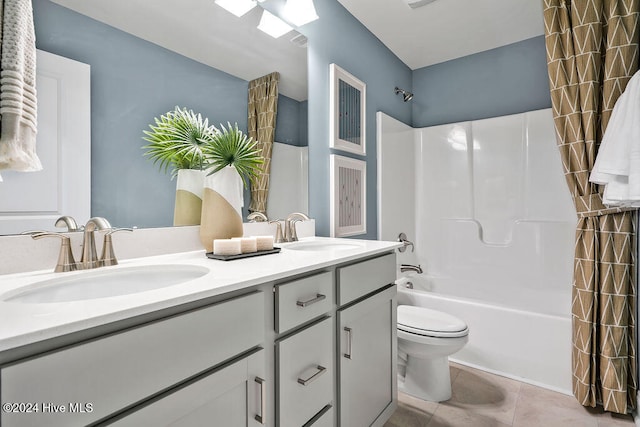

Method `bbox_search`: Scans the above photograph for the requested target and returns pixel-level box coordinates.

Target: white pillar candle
[255,235,274,251]
[213,239,242,256]
[232,237,258,253]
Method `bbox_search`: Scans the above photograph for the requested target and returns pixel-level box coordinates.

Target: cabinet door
[338,286,397,427]
[108,349,266,427]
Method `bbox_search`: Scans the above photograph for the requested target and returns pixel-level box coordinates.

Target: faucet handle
[397,232,415,253]
[100,228,134,267]
[269,220,285,244]
[31,232,78,272]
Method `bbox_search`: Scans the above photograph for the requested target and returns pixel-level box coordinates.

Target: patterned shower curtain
[543,0,638,414]
[247,72,279,214]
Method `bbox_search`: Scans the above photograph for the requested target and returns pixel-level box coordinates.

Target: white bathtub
[396,274,573,395]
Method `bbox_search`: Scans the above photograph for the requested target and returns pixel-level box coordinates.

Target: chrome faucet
[80,217,112,269]
[285,212,310,242]
[400,264,423,274]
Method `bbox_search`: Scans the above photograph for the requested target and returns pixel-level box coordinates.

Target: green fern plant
[142,106,216,178]
[205,122,264,188]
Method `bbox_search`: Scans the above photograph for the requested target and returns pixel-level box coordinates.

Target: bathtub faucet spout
[400,264,423,274]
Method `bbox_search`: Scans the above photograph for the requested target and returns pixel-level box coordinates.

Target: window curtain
[247,72,279,214]
[543,0,638,414]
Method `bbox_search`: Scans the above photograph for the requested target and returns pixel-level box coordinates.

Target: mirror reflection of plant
[142,106,216,178]
[205,122,264,188]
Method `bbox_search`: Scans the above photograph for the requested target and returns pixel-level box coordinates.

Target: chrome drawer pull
[297,365,327,386]
[344,327,352,359]
[255,377,266,424]
[296,293,326,308]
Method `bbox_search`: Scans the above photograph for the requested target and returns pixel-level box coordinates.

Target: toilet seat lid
[397,305,468,337]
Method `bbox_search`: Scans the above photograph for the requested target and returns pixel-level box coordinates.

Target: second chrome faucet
[268,212,311,243]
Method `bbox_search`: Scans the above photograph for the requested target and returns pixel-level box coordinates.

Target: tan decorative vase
[199,166,244,252]
[173,169,206,226]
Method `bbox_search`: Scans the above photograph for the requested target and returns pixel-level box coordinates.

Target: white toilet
[397,305,469,402]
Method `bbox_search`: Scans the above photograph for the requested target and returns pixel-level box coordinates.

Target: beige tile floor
[385,363,635,427]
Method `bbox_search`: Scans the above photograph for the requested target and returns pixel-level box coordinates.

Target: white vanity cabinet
[337,253,397,427]
[0,241,400,427]
[0,291,265,427]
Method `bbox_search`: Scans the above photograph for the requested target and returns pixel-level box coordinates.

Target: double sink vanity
[0,236,400,426]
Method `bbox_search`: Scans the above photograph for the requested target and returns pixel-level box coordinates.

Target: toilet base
[399,355,452,402]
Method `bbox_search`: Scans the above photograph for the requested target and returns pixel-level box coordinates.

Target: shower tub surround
[378,109,577,393]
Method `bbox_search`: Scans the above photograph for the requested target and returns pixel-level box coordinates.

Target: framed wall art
[329,64,366,156]
[330,154,366,237]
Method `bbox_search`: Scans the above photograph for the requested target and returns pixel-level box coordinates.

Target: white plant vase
[199,165,244,252]
[173,169,206,226]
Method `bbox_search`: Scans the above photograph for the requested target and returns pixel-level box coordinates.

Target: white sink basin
[3,264,210,304]
[285,241,363,252]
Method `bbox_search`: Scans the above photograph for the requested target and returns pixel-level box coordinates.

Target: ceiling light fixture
[215,0,262,17]
[283,0,319,27]
[258,10,294,38]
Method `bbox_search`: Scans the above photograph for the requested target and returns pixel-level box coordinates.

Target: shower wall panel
[416,109,576,315]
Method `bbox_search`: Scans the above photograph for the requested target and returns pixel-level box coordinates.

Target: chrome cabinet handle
[297,365,327,386]
[296,293,326,308]
[344,327,352,359]
[254,377,266,424]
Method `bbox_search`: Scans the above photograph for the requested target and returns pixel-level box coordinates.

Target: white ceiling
[336,0,546,70]
[51,0,309,101]
[51,0,545,100]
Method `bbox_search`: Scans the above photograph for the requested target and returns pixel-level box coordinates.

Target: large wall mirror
[0,0,308,235]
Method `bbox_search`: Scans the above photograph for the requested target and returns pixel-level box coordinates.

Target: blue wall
[33,0,306,228]
[291,0,412,239]
[412,36,551,127]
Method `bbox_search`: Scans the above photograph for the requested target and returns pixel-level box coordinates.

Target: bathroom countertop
[0,237,401,353]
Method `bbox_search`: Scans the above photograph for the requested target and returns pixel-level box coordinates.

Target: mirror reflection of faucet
[247,212,268,222]
[55,215,81,232]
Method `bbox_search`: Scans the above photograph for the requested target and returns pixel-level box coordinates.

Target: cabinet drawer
[275,271,333,333]
[337,252,396,306]
[277,317,333,427]
[1,291,264,427]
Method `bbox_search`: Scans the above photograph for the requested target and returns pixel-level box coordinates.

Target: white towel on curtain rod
[590,70,640,206]
[0,0,41,174]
